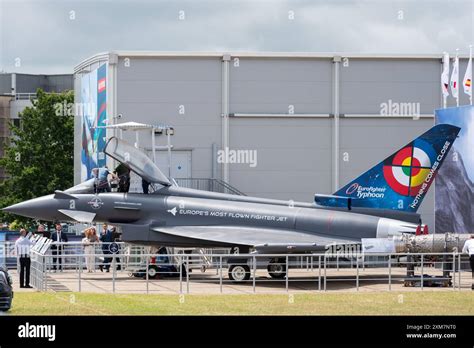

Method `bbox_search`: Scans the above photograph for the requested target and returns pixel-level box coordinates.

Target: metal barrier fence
[0,241,18,269]
[174,178,247,196]
[25,248,474,294]
[0,241,229,270]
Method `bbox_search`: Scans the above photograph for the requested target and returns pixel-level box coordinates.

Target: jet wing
[150,225,358,253]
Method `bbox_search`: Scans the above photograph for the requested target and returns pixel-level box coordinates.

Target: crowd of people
[15,222,122,288]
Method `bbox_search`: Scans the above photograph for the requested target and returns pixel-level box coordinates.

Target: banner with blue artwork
[80,63,107,181]
[435,105,474,233]
[97,64,107,168]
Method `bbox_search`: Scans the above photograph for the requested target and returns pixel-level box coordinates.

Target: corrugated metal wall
[116,57,222,180]
[74,53,471,229]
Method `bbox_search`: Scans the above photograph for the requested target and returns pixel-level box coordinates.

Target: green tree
[0,89,74,228]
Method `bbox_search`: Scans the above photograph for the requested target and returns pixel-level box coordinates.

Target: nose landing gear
[228,264,250,282]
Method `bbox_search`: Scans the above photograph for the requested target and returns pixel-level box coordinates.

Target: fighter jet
[3,124,460,281]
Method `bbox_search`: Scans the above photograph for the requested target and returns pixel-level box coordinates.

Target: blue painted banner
[80,63,107,180]
[97,63,107,168]
[435,105,474,233]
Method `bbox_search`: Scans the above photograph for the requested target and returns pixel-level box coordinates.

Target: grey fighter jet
[3,124,460,281]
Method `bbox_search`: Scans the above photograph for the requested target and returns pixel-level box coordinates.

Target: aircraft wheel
[147,265,159,279]
[267,258,286,279]
[228,264,250,283]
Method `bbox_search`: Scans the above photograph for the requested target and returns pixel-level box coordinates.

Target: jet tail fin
[333,124,460,212]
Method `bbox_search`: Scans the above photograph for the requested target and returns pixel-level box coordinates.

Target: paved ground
[10,266,474,294]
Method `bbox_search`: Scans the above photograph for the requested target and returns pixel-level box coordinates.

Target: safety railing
[14,93,37,100]
[1,240,230,271]
[105,177,246,196]
[25,250,473,294]
[174,178,247,196]
[0,241,18,269]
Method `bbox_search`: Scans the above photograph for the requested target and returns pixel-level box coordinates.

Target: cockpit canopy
[65,137,171,194]
[104,137,171,186]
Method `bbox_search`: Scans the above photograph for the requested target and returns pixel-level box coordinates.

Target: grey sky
[0,0,473,74]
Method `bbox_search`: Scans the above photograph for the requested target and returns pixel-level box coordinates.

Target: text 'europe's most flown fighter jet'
[4,124,460,281]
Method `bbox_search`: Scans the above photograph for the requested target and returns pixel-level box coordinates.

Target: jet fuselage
[4,186,419,250]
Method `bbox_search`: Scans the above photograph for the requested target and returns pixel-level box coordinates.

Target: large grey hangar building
[73,52,472,231]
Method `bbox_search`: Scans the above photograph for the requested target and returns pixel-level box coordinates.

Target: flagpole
[443,52,447,108]
[470,45,473,105]
[442,51,449,108]
[456,48,459,107]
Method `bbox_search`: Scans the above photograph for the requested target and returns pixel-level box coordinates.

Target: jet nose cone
[3,201,30,215]
[3,195,57,220]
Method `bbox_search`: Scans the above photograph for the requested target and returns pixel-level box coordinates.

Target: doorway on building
[150,150,192,179]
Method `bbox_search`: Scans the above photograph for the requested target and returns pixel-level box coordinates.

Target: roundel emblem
[88,196,104,210]
[109,242,119,254]
[383,139,435,196]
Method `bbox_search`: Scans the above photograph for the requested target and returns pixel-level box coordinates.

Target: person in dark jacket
[110,226,121,271]
[37,224,50,239]
[99,224,114,272]
[142,178,150,194]
[50,223,68,272]
[116,164,131,193]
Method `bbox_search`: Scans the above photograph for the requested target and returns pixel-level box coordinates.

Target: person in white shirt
[15,229,34,288]
[462,235,474,289]
[82,227,99,272]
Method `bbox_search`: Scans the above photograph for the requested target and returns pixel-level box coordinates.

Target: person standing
[92,166,118,193]
[462,235,474,290]
[37,224,50,239]
[118,167,131,193]
[99,224,114,272]
[82,227,98,272]
[110,226,121,271]
[15,229,34,288]
[51,223,68,272]
[110,171,120,192]
[142,178,150,194]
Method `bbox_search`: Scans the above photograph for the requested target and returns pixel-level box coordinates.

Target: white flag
[463,53,472,97]
[441,52,450,97]
[450,56,459,99]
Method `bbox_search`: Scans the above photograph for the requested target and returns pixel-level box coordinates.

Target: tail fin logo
[332,124,460,212]
[345,183,359,195]
[383,139,436,197]
[382,139,436,197]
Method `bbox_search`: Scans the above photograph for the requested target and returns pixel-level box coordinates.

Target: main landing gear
[227,257,287,283]
[267,258,287,279]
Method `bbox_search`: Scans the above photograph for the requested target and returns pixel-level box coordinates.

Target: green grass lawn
[7,292,474,315]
